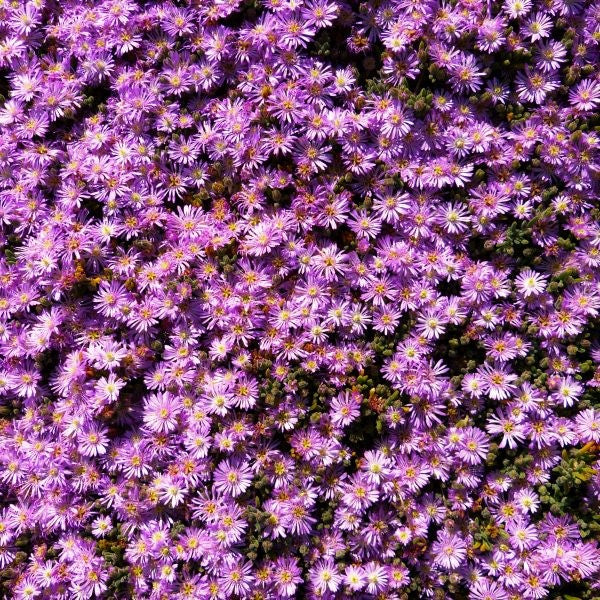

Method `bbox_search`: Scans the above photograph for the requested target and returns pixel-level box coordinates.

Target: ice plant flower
[0,0,598,598]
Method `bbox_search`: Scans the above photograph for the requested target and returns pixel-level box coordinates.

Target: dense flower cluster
[0,0,599,598]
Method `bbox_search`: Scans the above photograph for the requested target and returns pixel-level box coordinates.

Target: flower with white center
[515,269,547,297]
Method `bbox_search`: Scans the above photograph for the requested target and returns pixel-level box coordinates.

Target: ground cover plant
[0,0,599,598]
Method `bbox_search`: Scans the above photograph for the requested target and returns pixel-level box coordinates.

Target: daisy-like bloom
[348,209,382,240]
[94,281,128,317]
[209,336,234,362]
[486,409,526,449]
[313,245,348,281]
[449,53,485,93]
[341,472,380,511]
[477,17,506,53]
[462,372,486,398]
[507,517,538,551]
[169,204,208,239]
[213,458,253,497]
[293,137,332,174]
[569,78,600,112]
[372,190,410,223]
[515,68,559,104]
[143,392,181,433]
[278,13,316,49]
[87,341,127,370]
[551,417,578,447]
[0,370,16,396]
[574,408,600,443]
[513,199,534,219]
[480,363,518,400]
[318,191,351,229]
[524,12,553,41]
[329,391,360,427]
[232,377,258,410]
[272,556,302,597]
[416,310,446,339]
[523,573,548,599]
[535,40,567,73]
[286,500,316,535]
[311,558,342,594]
[432,530,468,570]
[269,87,303,125]
[360,449,391,484]
[470,579,509,600]
[262,126,296,158]
[364,562,388,595]
[553,376,583,408]
[243,221,283,256]
[202,382,235,417]
[344,564,366,591]
[13,369,40,398]
[503,0,532,18]
[78,425,109,456]
[128,298,161,332]
[91,515,112,538]
[437,201,471,233]
[373,306,401,334]
[95,373,126,404]
[159,477,187,508]
[484,334,518,362]
[513,488,540,514]
[72,561,109,598]
[458,427,490,464]
[515,269,548,297]
[381,102,413,138]
[514,382,543,413]
[361,273,398,307]
[14,578,41,600]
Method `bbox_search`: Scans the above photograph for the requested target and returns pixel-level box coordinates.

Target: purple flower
[213,458,253,498]
[432,530,468,570]
[0,0,598,597]
[310,558,341,594]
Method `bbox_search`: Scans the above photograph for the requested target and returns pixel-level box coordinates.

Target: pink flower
[569,79,600,111]
[213,458,253,497]
[480,363,518,400]
[143,392,181,433]
[78,425,109,456]
[432,530,468,570]
[458,427,490,464]
[311,558,341,594]
[273,557,302,597]
[574,408,600,443]
[95,373,125,404]
[515,269,548,297]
